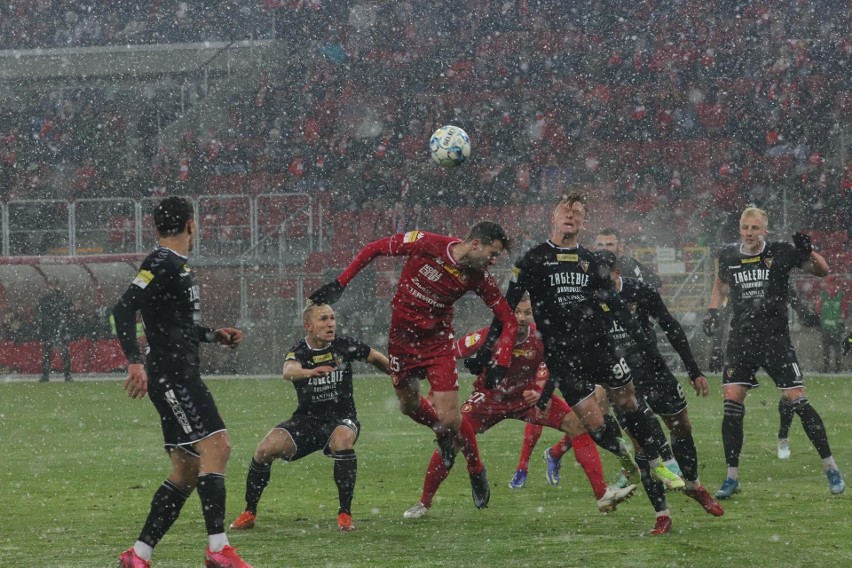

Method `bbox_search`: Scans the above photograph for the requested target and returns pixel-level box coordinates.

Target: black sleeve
[648,292,703,380]
[113,285,145,364]
[197,326,217,343]
[340,336,372,362]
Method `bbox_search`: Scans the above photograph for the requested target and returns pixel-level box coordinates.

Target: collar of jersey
[157,245,188,260]
[739,241,766,256]
[305,337,332,351]
[445,239,461,266]
[546,240,578,251]
[515,326,530,346]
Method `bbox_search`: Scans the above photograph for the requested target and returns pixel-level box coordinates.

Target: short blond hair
[740,207,768,228]
[302,301,333,323]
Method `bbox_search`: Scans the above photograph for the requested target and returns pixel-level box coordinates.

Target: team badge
[764,258,773,268]
[510,266,521,282]
[579,260,590,273]
[726,368,734,378]
[461,403,472,413]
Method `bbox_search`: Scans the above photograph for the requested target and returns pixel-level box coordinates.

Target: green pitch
[1,375,849,567]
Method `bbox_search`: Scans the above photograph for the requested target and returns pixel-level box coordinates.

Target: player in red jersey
[402,295,637,519]
[309,221,518,509]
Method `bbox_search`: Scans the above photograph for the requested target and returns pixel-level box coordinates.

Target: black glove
[845,333,852,356]
[308,279,345,305]
[702,308,720,337]
[793,231,813,256]
[800,313,821,328]
[484,364,508,389]
[708,347,724,373]
[464,348,491,376]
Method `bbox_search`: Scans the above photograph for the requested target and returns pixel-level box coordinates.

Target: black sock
[620,398,661,459]
[245,459,272,514]
[790,397,832,459]
[197,473,227,535]
[778,398,795,439]
[645,412,672,462]
[588,421,626,457]
[635,453,667,513]
[671,434,699,482]
[138,480,190,548]
[722,400,745,468]
[333,450,357,515]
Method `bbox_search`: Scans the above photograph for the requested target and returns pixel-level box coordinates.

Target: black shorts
[147,365,226,457]
[723,330,804,390]
[545,335,632,406]
[630,354,687,417]
[275,414,360,461]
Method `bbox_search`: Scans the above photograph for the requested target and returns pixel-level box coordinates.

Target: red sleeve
[453,327,489,359]
[337,231,436,286]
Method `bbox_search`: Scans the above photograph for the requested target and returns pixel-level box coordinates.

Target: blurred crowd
[0,0,850,249]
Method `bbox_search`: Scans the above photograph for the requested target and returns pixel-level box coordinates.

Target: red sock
[407,397,440,429]
[421,450,450,509]
[571,433,607,500]
[518,423,543,471]
[455,415,484,475]
[549,434,573,460]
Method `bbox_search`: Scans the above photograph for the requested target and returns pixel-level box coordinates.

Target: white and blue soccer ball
[429,125,471,168]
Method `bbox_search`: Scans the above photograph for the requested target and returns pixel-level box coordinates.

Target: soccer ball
[429,125,471,168]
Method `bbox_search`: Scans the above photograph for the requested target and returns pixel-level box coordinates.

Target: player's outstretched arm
[309,236,403,305]
[366,349,391,375]
[282,361,334,382]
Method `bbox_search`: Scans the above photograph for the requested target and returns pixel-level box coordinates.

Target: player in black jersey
[113,197,253,568]
[703,206,845,498]
[594,227,662,289]
[602,253,724,529]
[229,302,390,533]
[469,193,680,515]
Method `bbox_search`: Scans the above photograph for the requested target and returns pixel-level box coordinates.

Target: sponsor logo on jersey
[512,348,536,359]
[403,230,423,243]
[599,303,610,312]
[764,258,773,268]
[312,352,334,363]
[419,264,443,282]
[132,269,154,289]
[285,351,296,360]
[557,253,579,262]
[740,256,761,264]
[579,260,590,273]
[464,333,481,348]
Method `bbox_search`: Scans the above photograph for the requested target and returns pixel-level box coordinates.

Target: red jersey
[455,324,546,399]
[337,231,517,364]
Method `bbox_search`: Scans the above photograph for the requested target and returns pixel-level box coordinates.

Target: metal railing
[1,193,318,265]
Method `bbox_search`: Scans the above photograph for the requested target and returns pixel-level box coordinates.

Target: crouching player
[402,295,637,519]
[229,302,390,533]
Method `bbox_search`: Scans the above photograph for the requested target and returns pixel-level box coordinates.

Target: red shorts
[460,390,572,433]
[388,343,459,393]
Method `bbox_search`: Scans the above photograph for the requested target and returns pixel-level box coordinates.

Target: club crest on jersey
[557,253,579,262]
[403,230,423,243]
[726,368,734,378]
[764,258,773,268]
[510,266,521,282]
[579,260,590,273]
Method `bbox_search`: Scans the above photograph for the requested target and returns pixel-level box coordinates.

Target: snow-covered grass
[1,374,850,567]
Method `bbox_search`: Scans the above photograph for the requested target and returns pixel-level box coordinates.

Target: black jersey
[717,241,807,333]
[507,241,616,346]
[114,246,215,367]
[285,336,371,420]
[618,256,662,290]
[618,277,703,380]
